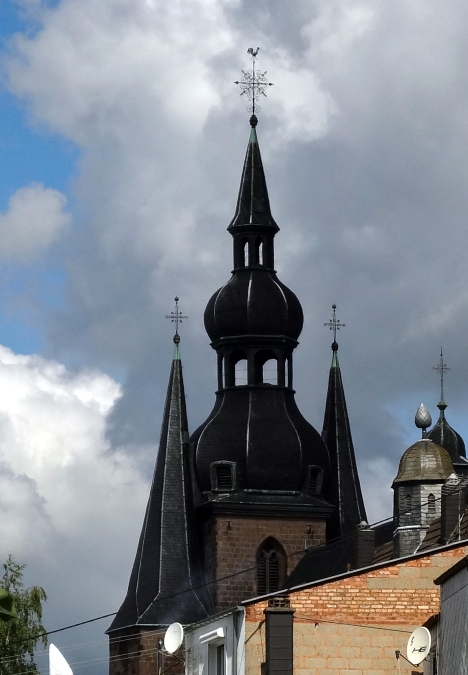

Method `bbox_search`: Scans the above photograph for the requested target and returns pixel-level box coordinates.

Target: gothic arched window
[257,538,286,595]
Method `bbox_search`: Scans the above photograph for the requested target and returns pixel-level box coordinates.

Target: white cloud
[0,344,149,640]
[0,183,70,260]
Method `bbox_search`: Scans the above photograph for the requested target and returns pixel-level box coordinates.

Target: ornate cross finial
[324,304,345,350]
[234,47,273,120]
[165,296,188,344]
[433,346,450,402]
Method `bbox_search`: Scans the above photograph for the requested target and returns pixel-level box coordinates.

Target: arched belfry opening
[233,353,248,386]
[256,537,286,595]
[255,237,264,265]
[254,350,281,385]
[243,239,249,267]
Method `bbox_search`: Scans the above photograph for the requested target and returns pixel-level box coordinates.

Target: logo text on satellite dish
[406,626,431,666]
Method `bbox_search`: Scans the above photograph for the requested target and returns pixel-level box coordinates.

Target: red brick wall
[203,515,326,611]
[244,544,468,675]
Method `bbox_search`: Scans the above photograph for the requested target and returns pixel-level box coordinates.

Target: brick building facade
[202,515,327,610]
[242,542,468,675]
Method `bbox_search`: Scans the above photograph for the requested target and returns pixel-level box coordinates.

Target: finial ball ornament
[415,403,432,430]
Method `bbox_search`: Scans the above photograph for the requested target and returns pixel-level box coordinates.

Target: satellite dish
[164,622,184,654]
[49,644,73,675]
[407,626,431,665]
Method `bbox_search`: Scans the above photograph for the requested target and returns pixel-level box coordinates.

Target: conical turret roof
[322,340,367,538]
[108,343,212,632]
[428,400,468,470]
[227,115,279,234]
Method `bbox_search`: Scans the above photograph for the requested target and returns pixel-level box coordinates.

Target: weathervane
[165,296,188,344]
[324,304,345,349]
[433,346,450,402]
[234,47,273,116]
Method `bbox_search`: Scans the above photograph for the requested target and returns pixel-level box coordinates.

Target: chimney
[352,523,375,569]
[263,597,295,675]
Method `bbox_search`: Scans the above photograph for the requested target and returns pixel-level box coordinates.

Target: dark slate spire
[428,401,468,469]
[427,347,468,473]
[108,337,212,632]
[322,317,367,540]
[227,115,279,235]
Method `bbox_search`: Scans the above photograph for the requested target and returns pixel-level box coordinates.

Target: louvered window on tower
[305,465,323,495]
[257,538,286,595]
[210,462,236,492]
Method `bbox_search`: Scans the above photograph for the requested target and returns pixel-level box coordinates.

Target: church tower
[108,52,369,673]
[191,113,332,610]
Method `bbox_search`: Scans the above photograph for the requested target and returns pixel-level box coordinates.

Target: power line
[2,482,463,660]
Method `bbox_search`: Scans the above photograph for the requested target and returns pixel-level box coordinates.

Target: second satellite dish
[49,644,73,675]
[407,626,431,665]
[164,622,184,654]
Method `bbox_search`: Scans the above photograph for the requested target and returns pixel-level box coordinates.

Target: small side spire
[428,348,468,466]
[108,299,211,633]
[321,306,367,539]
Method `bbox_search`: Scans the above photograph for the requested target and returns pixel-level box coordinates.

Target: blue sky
[0,1,79,354]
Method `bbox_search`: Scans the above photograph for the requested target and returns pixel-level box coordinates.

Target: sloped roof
[108,350,212,632]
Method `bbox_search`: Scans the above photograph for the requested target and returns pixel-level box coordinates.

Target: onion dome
[204,275,303,342]
[393,439,453,484]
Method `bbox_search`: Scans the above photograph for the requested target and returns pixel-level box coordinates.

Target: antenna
[406,626,431,665]
[164,622,184,654]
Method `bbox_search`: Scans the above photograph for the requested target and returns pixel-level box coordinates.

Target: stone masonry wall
[244,544,468,675]
[203,514,326,611]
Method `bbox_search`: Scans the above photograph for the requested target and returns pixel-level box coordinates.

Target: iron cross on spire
[433,346,451,402]
[324,304,345,349]
[234,47,273,116]
[165,296,188,344]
